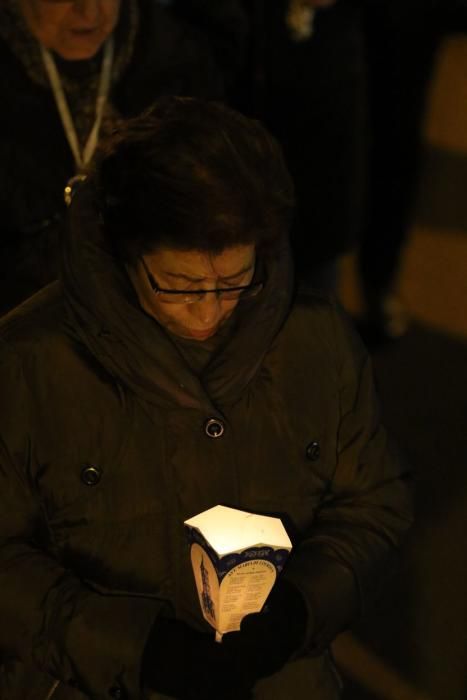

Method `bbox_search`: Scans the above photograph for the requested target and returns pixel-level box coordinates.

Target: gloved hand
[222,578,308,685]
[141,616,252,700]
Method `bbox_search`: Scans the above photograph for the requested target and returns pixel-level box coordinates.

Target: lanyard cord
[40,37,114,172]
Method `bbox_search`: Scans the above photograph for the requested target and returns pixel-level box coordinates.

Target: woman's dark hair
[92,97,295,262]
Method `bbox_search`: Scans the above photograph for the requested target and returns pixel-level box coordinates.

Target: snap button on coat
[204,418,225,438]
[306,441,320,461]
[80,464,102,486]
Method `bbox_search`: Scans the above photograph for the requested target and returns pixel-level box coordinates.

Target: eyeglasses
[140,257,263,305]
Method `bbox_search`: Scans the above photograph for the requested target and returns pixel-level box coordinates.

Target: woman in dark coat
[0,97,412,699]
[0,0,247,314]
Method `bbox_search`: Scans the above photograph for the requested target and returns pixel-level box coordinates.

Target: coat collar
[62,182,294,411]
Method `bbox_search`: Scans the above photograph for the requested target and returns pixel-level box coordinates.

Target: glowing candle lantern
[184,505,292,641]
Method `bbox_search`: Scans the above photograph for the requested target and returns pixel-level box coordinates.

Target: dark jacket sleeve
[283,303,414,654]
[0,343,165,699]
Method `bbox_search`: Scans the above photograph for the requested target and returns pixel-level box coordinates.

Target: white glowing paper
[184,505,292,640]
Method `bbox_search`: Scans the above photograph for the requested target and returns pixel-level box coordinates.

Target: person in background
[357,0,467,344]
[0,0,247,314]
[236,0,467,346]
[0,96,412,699]
[232,0,368,294]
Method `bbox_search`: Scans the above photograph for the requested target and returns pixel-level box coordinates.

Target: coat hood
[62,182,294,412]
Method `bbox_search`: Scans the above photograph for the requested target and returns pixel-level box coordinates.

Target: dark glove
[141,616,252,700]
[222,578,308,684]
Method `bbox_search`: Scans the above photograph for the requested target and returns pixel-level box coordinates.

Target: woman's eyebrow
[164,264,254,283]
[220,264,255,281]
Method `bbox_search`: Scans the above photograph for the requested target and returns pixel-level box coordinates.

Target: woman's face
[128,245,257,342]
[19,0,121,60]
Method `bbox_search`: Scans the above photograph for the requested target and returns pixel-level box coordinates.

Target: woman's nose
[191,293,222,326]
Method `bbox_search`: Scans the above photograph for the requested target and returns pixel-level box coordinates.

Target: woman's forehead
[145,245,256,279]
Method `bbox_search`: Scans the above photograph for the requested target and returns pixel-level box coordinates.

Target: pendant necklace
[40,38,114,204]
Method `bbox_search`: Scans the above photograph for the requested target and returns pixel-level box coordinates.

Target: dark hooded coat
[0,185,413,699]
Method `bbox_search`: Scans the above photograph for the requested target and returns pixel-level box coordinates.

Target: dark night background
[334,36,467,700]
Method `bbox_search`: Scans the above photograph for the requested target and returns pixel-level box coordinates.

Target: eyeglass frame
[139,256,264,304]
